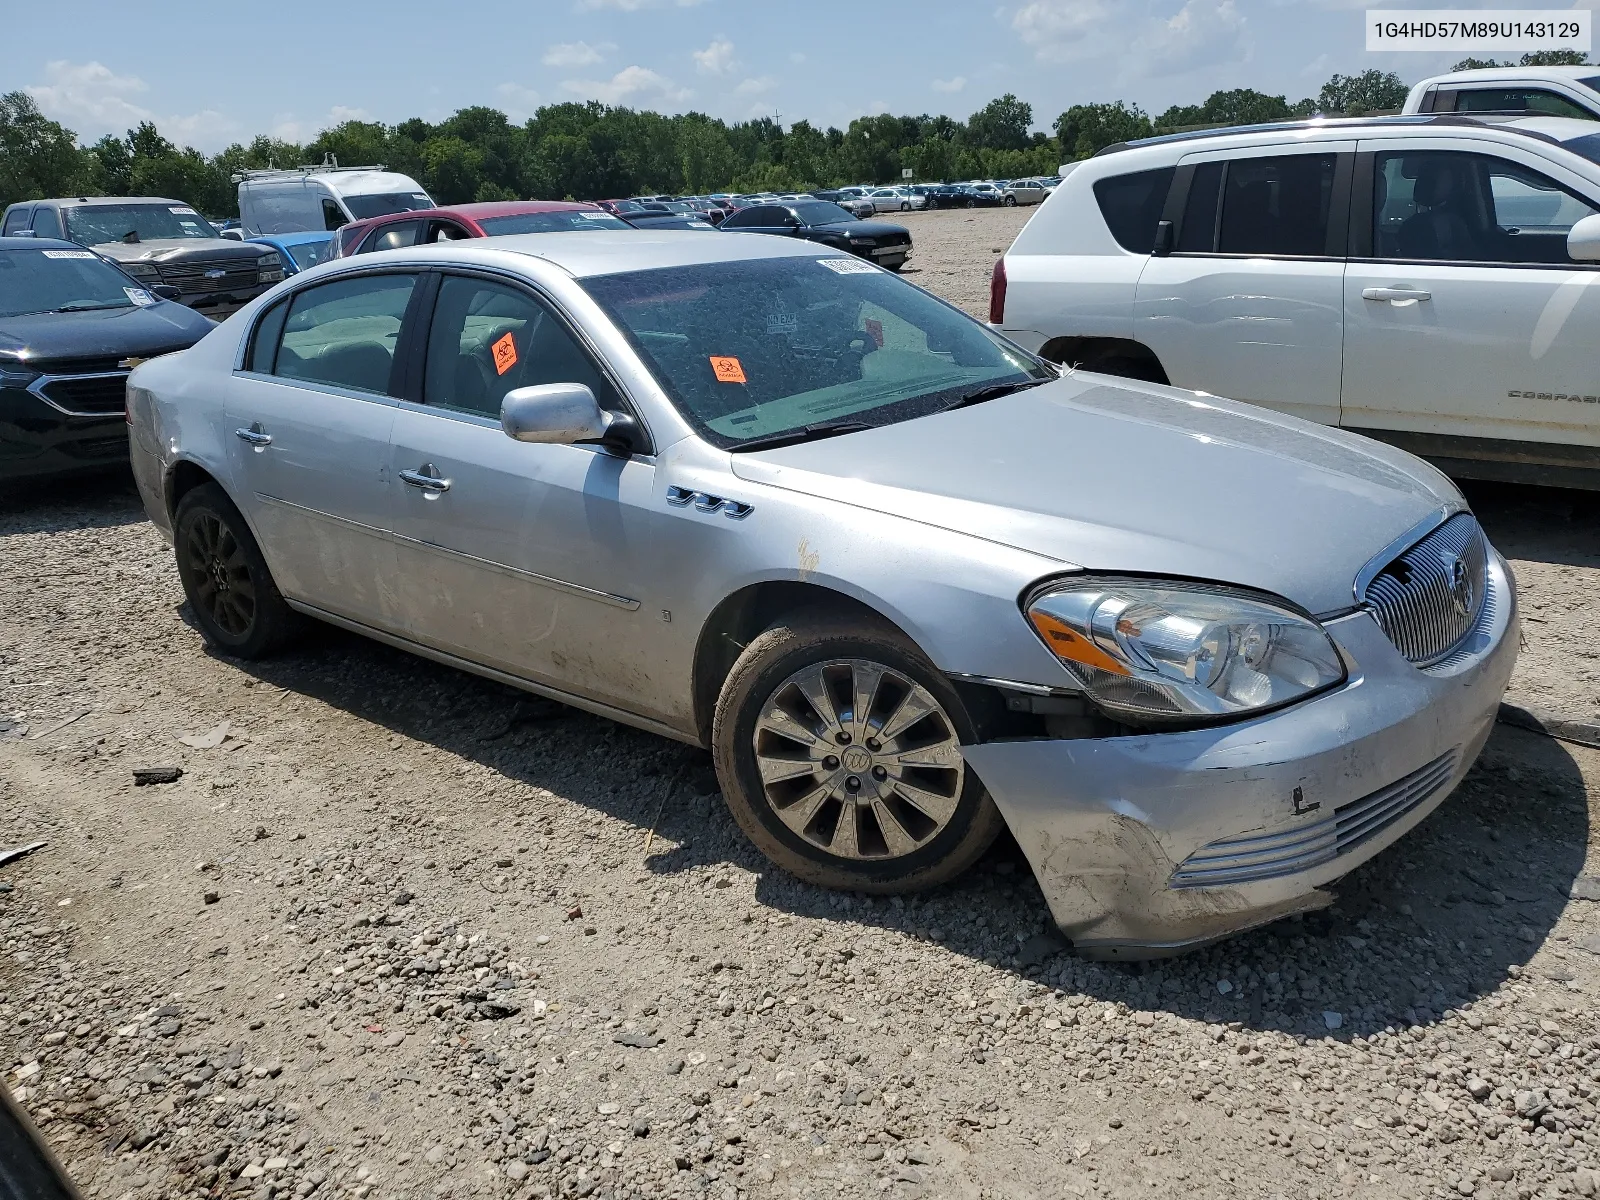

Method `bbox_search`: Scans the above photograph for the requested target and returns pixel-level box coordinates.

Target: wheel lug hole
[823,755,840,770]
[872,766,888,781]
[845,776,860,792]
[836,732,851,745]
[866,738,880,751]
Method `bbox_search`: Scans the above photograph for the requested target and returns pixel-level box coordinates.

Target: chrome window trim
[26,370,130,418]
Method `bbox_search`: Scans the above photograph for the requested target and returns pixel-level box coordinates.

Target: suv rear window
[1093,168,1174,253]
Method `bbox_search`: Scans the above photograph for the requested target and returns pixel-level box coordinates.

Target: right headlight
[1025,578,1346,723]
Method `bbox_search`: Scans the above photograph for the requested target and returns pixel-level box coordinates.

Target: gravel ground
[3,208,1599,1200]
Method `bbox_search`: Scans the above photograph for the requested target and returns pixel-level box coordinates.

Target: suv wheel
[713,610,1006,892]
[174,483,299,658]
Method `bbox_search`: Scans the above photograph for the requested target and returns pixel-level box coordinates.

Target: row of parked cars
[13,93,1597,956]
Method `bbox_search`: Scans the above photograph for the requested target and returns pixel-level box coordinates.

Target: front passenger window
[365,220,423,253]
[423,276,620,419]
[273,273,418,395]
[31,208,64,239]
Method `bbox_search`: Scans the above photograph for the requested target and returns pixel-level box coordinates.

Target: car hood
[727,374,1459,616]
[814,220,908,238]
[92,238,267,264]
[0,303,213,367]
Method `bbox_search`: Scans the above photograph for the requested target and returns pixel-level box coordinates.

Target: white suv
[993,115,1600,489]
[1404,66,1600,122]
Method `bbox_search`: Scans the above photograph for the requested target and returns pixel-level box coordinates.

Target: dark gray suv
[1,197,283,318]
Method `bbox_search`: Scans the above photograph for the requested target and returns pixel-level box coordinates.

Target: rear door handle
[1362,287,1432,303]
[234,427,272,446]
[399,466,451,494]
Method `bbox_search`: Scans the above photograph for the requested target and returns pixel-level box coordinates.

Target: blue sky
[15,0,1586,152]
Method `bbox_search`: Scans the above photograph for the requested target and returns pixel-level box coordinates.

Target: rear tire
[173,483,299,659]
[712,609,1006,893]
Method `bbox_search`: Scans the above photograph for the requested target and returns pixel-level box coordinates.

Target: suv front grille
[33,372,130,416]
[160,258,261,293]
[1363,514,1488,666]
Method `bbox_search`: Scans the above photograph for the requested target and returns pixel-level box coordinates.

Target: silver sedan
[126,231,1517,957]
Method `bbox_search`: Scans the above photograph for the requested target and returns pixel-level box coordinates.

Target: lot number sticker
[41,249,96,259]
[710,356,747,383]
[818,257,876,274]
[491,332,518,376]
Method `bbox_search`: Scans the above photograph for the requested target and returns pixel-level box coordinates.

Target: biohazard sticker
[492,331,518,376]
[709,356,747,383]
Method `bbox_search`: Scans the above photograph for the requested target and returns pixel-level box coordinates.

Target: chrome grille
[37,373,129,415]
[1363,514,1487,666]
[1171,752,1457,888]
[159,258,260,293]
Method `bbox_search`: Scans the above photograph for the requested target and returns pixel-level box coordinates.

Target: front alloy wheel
[753,659,963,860]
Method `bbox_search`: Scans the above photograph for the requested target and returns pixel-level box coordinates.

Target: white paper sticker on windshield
[169,206,198,215]
[818,256,876,274]
[124,287,157,306]
[41,249,97,259]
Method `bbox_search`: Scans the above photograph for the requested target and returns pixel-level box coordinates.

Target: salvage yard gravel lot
[2,206,1599,1200]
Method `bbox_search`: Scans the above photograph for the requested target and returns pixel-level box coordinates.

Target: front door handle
[399,466,451,494]
[1362,286,1432,304]
[234,426,272,447]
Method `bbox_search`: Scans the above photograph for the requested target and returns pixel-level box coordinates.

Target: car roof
[26,196,187,207]
[363,228,842,279]
[1098,113,1600,157]
[1420,65,1599,84]
[355,201,601,229]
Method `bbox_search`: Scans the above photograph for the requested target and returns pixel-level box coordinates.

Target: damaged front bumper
[963,553,1518,959]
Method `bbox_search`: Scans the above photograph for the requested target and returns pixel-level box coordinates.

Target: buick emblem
[1446,556,1473,617]
[204,268,227,280]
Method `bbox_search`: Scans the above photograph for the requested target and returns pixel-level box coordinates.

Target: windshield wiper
[935,378,1047,412]
[53,301,131,312]
[729,420,877,453]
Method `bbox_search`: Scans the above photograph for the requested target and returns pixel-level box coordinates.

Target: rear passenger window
[1,208,28,236]
[1216,154,1337,257]
[364,220,423,254]
[272,273,418,395]
[1093,168,1175,254]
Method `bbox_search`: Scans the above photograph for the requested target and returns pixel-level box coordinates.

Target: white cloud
[932,76,967,93]
[496,83,542,121]
[733,75,777,96]
[562,66,691,106]
[542,41,611,67]
[693,38,738,75]
[268,105,374,144]
[1011,0,1110,56]
[1136,0,1248,72]
[26,59,238,149]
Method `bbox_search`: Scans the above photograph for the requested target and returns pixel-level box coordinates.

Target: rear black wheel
[174,483,299,658]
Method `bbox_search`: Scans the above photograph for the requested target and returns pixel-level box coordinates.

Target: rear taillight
[989,255,1007,325]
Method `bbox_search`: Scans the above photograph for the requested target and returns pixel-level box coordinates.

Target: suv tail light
[989,255,1007,325]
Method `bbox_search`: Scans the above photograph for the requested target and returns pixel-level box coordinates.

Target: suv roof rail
[1087,112,1566,158]
[231,160,389,184]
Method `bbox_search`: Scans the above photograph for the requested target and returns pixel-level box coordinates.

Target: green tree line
[0,62,1529,217]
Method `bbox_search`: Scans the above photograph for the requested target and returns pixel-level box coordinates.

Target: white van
[236,166,435,237]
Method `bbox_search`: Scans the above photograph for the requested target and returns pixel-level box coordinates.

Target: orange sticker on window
[864,318,884,348]
[709,355,747,383]
[491,331,518,376]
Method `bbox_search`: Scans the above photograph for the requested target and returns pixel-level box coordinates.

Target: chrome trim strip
[284,601,700,746]
[945,672,1073,698]
[25,371,129,418]
[388,532,640,611]
[1351,503,1461,605]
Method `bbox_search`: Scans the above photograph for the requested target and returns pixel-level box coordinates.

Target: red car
[331,200,632,258]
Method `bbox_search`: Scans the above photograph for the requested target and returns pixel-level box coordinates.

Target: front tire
[712,610,1006,893]
[173,483,299,658]
[1004,195,1017,207]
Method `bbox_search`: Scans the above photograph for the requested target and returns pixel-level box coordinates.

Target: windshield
[477,210,631,235]
[792,201,856,225]
[285,239,334,270]
[342,192,434,220]
[0,248,144,317]
[581,256,1050,449]
[65,203,218,245]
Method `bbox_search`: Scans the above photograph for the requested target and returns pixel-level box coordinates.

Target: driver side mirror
[219,229,243,241]
[151,284,182,302]
[1567,212,1600,262]
[501,383,634,447]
